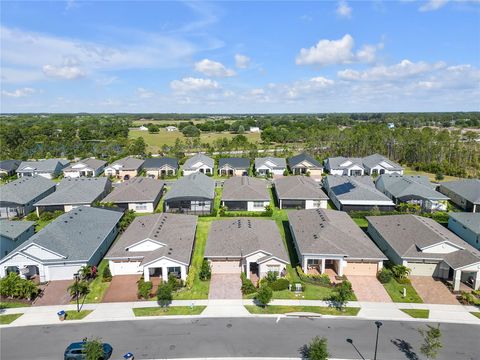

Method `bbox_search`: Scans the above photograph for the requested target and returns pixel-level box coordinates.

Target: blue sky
[1,0,479,113]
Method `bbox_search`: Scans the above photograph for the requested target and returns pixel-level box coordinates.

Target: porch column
[180,266,187,282]
[321,259,326,274]
[303,257,308,272]
[338,259,344,277]
[162,266,168,282]
[453,269,461,291]
[143,267,150,282]
[474,272,480,291]
[39,266,46,283]
[378,261,383,271]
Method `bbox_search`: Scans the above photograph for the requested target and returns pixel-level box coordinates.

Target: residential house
[0,206,122,282]
[204,218,289,280]
[289,209,386,276]
[101,178,164,213]
[323,175,395,212]
[0,220,35,258]
[165,126,178,132]
[183,154,214,176]
[164,173,215,215]
[16,159,69,179]
[376,174,449,212]
[34,177,111,214]
[254,157,286,177]
[221,176,270,212]
[249,127,260,133]
[62,158,107,178]
[324,157,365,176]
[139,125,148,131]
[104,157,144,180]
[448,213,480,251]
[362,154,404,176]
[105,213,197,282]
[274,176,328,209]
[287,153,323,177]
[218,158,250,177]
[144,158,179,179]
[0,160,21,178]
[438,179,480,212]
[0,176,56,219]
[367,215,480,291]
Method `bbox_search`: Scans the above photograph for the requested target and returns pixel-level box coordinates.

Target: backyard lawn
[400,309,429,318]
[65,310,93,320]
[245,305,360,316]
[0,313,23,324]
[133,306,206,317]
[383,278,423,303]
[403,166,460,182]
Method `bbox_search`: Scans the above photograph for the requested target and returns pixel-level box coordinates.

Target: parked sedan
[64,342,113,360]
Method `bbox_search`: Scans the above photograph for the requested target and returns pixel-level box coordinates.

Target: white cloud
[235,54,251,69]
[419,0,449,11]
[42,65,85,80]
[135,87,155,98]
[1,87,36,98]
[194,59,236,77]
[170,77,220,93]
[336,1,353,17]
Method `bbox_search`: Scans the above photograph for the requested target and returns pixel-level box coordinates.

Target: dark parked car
[64,342,113,360]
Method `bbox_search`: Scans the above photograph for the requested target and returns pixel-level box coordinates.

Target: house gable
[127,239,165,252]
[420,241,464,254]
[23,244,65,260]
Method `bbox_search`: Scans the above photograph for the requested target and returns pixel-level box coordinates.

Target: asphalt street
[1,317,479,359]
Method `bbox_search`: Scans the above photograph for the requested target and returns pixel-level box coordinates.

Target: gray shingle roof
[288,209,386,259]
[164,173,215,201]
[287,153,322,169]
[101,178,164,203]
[221,176,269,201]
[0,160,21,172]
[218,158,250,169]
[439,179,480,204]
[377,174,449,201]
[204,218,289,262]
[183,154,214,170]
[366,215,480,268]
[4,206,122,263]
[144,157,178,170]
[362,154,403,171]
[326,156,363,170]
[449,212,480,235]
[0,220,35,240]
[0,176,56,205]
[17,159,69,173]
[63,158,107,172]
[254,157,286,170]
[274,176,328,200]
[325,175,395,203]
[105,213,197,265]
[34,177,111,206]
[109,156,144,170]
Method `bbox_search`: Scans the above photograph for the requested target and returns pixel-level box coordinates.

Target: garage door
[408,262,438,276]
[47,265,82,281]
[210,260,242,274]
[344,262,379,276]
[110,261,141,276]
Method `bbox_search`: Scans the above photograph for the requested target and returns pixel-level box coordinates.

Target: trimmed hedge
[377,268,393,284]
[270,278,290,291]
[137,278,153,299]
[241,273,256,295]
[297,266,332,287]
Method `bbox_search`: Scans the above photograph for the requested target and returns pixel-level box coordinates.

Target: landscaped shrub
[167,274,183,291]
[457,291,480,306]
[241,273,256,295]
[0,273,39,300]
[270,278,290,291]
[25,212,39,221]
[265,271,278,283]
[199,259,211,281]
[39,210,62,222]
[102,264,112,282]
[297,266,332,287]
[391,265,411,281]
[255,285,273,306]
[186,268,196,289]
[157,282,173,307]
[377,268,393,284]
[137,278,153,300]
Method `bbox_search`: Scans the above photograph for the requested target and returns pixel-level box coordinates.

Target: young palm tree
[79,265,93,280]
[68,280,90,300]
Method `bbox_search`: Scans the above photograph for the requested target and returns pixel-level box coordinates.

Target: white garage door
[110,261,141,276]
[210,260,242,274]
[344,262,379,276]
[47,265,82,281]
[409,262,438,276]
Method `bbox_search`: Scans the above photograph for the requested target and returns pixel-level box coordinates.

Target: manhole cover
[226,323,232,328]
[169,345,176,351]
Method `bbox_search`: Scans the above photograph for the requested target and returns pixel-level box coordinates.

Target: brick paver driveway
[33,280,72,306]
[208,274,242,299]
[347,276,392,302]
[410,276,459,304]
[103,275,142,303]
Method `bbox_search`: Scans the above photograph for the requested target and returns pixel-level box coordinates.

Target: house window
[253,202,264,208]
[135,203,148,210]
[307,259,320,265]
[267,265,280,275]
[313,201,322,208]
[198,201,206,207]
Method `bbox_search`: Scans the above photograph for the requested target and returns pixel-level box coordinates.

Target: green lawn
[82,261,111,303]
[400,309,430,318]
[0,313,23,324]
[245,305,360,316]
[133,306,206,317]
[0,301,31,309]
[65,310,93,320]
[383,278,423,303]
[403,166,460,183]
[352,217,368,228]
[470,312,480,319]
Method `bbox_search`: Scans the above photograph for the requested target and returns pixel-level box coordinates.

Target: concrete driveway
[410,276,459,304]
[348,275,392,302]
[33,280,72,306]
[102,275,141,302]
[208,274,242,299]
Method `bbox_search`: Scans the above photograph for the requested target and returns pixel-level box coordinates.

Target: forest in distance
[0,112,479,178]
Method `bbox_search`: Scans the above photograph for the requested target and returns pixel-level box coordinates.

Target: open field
[403,166,461,182]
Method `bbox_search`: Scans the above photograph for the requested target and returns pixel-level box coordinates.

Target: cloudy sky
[1,0,479,113]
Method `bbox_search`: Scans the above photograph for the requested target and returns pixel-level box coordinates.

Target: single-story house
[221,176,270,212]
[165,126,178,132]
[105,213,197,282]
[0,176,56,219]
[287,153,323,177]
[376,174,449,212]
[362,154,404,176]
[323,175,395,212]
[204,218,289,279]
[367,214,480,291]
[0,160,21,178]
[1,220,35,258]
[16,159,69,179]
[183,154,214,176]
[249,127,260,133]
[288,209,386,276]
[448,213,480,251]
[254,157,286,177]
[218,158,250,177]
[34,177,112,214]
[324,157,365,176]
[438,179,480,213]
[0,206,122,282]
[139,125,148,131]
[63,158,107,178]
[274,176,328,209]
[104,157,144,180]
[164,173,215,215]
[101,177,164,213]
[144,158,179,179]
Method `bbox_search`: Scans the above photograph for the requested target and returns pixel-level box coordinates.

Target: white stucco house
[254,157,286,177]
[62,158,107,178]
[16,159,69,179]
[221,176,270,212]
[182,154,214,176]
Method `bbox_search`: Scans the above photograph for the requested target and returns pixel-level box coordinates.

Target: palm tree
[68,280,90,311]
[79,265,93,280]
[392,265,411,280]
